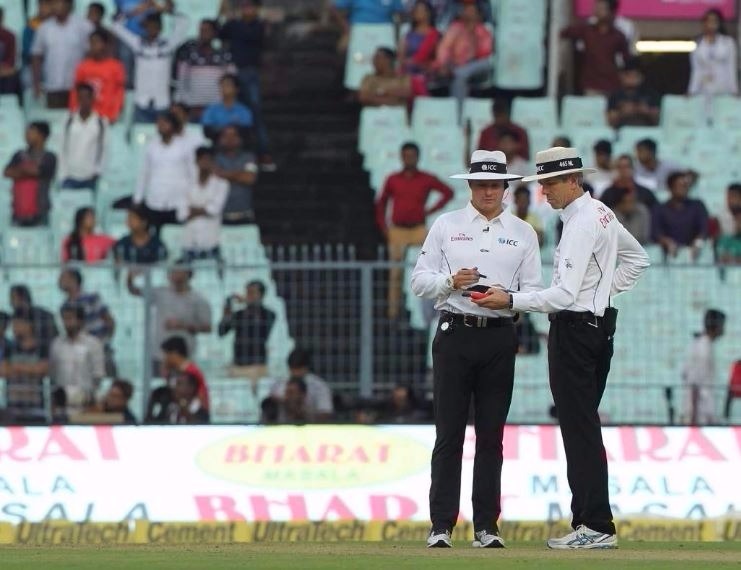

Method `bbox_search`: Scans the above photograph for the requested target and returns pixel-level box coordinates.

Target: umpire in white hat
[473,147,650,549]
[411,150,543,549]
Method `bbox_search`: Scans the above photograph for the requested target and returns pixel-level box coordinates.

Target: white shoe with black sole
[472,530,505,548]
[547,525,617,550]
[426,529,452,548]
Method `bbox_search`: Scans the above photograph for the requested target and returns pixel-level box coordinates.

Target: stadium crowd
[0,0,738,426]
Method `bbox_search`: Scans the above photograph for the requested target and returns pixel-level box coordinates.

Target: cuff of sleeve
[510,292,527,312]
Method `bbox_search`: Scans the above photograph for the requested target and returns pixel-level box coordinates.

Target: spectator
[653,171,709,258]
[160,335,209,411]
[0,311,11,364]
[175,19,235,120]
[31,0,93,108]
[219,0,273,169]
[588,0,637,52]
[22,0,53,71]
[9,285,59,352]
[113,204,168,263]
[375,142,453,319]
[264,377,312,424]
[3,121,57,226]
[61,206,116,262]
[399,1,440,74]
[97,379,137,424]
[551,135,572,148]
[58,268,116,375]
[586,139,614,198]
[111,3,189,122]
[332,0,403,31]
[0,8,20,100]
[688,9,738,97]
[218,280,275,381]
[600,154,658,211]
[87,2,106,28]
[377,385,428,423]
[682,309,726,425]
[49,303,106,414]
[477,97,530,160]
[497,128,529,177]
[434,0,493,115]
[1,308,50,414]
[561,0,628,95]
[358,47,413,107]
[130,265,211,374]
[170,102,207,152]
[202,74,253,142]
[177,146,229,262]
[68,29,125,122]
[633,138,681,192]
[610,187,651,245]
[718,183,741,236]
[214,125,259,225]
[716,198,741,265]
[269,348,334,422]
[134,112,196,234]
[166,371,210,424]
[512,186,544,246]
[607,58,660,128]
[114,0,155,37]
[58,83,108,191]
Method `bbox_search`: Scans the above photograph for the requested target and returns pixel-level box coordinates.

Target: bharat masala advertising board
[0,425,738,523]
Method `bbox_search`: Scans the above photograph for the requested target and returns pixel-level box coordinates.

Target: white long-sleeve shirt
[58,112,108,181]
[411,201,542,318]
[682,333,717,423]
[110,14,190,108]
[512,192,649,316]
[177,173,229,250]
[135,136,196,211]
[688,34,738,96]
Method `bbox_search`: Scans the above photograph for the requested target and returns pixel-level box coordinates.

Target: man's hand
[471,287,510,310]
[452,267,482,289]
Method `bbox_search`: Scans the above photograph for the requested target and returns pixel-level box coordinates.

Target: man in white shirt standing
[411,150,542,549]
[682,309,726,425]
[31,0,93,108]
[59,83,107,191]
[111,0,189,122]
[134,111,196,233]
[477,147,650,550]
[177,146,229,261]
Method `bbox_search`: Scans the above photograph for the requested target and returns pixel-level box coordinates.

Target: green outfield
[2,541,741,570]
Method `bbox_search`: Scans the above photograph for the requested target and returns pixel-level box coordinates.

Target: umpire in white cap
[412,150,542,549]
[473,147,650,549]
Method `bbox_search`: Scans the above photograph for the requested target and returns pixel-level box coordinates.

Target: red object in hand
[469,291,487,300]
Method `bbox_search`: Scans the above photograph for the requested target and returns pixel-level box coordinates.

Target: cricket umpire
[475,147,650,549]
[411,150,542,548]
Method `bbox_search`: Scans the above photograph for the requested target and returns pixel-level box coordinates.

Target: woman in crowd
[399,1,440,75]
[688,9,738,97]
[61,207,115,262]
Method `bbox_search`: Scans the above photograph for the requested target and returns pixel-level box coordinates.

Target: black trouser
[429,318,517,533]
[141,205,178,236]
[548,313,615,535]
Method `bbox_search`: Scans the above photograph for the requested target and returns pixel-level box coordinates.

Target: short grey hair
[550,173,584,186]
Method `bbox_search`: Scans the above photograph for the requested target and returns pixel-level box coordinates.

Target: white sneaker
[427,528,452,548]
[472,530,505,548]
[547,525,617,550]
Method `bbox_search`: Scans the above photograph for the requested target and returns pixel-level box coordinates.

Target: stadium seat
[496,0,547,27]
[344,24,395,90]
[1,228,55,265]
[419,129,465,178]
[362,127,413,171]
[660,96,707,131]
[358,106,408,156]
[412,97,458,136]
[711,95,741,131]
[511,97,558,131]
[494,30,545,90]
[220,225,267,264]
[462,98,493,148]
[569,127,616,165]
[561,96,608,129]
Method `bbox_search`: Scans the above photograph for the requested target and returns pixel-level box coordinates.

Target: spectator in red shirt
[477,98,529,160]
[0,8,20,101]
[69,29,126,122]
[161,335,210,411]
[561,0,629,94]
[61,206,116,262]
[376,142,453,319]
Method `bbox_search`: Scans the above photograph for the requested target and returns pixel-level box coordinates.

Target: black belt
[548,311,602,323]
[441,311,514,328]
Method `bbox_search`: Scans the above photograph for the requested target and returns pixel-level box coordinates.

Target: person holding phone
[411,150,542,549]
[475,146,650,550]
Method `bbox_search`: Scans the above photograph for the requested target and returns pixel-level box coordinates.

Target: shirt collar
[560,192,590,223]
[465,201,510,228]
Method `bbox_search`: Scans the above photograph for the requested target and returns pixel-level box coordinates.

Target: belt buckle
[463,314,473,327]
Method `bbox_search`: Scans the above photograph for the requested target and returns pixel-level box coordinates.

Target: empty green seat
[511,97,557,131]
[2,228,54,265]
[411,97,458,136]
[359,106,408,156]
[561,95,608,129]
[711,95,741,130]
[494,32,545,90]
[660,95,707,131]
[344,24,395,90]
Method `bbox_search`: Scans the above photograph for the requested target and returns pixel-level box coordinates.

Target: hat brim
[521,167,598,183]
[450,172,524,181]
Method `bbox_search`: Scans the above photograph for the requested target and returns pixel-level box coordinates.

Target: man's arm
[517,230,543,293]
[410,219,452,299]
[167,12,191,49]
[374,177,392,234]
[214,159,258,185]
[610,223,650,297]
[109,18,142,51]
[217,307,237,336]
[102,306,116,340]
[90,338,106,383]
[134,144,151,204]
[425,177,454,216]
[192,297,213,334]
[30,25,46,97]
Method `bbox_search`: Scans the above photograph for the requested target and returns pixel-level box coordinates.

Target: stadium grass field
[2,541,741,569]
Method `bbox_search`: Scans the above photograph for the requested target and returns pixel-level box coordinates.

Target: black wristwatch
[508,294,514,309]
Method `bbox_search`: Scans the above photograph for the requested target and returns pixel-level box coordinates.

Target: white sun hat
[450,150,525,181]
[521,146,597,183]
